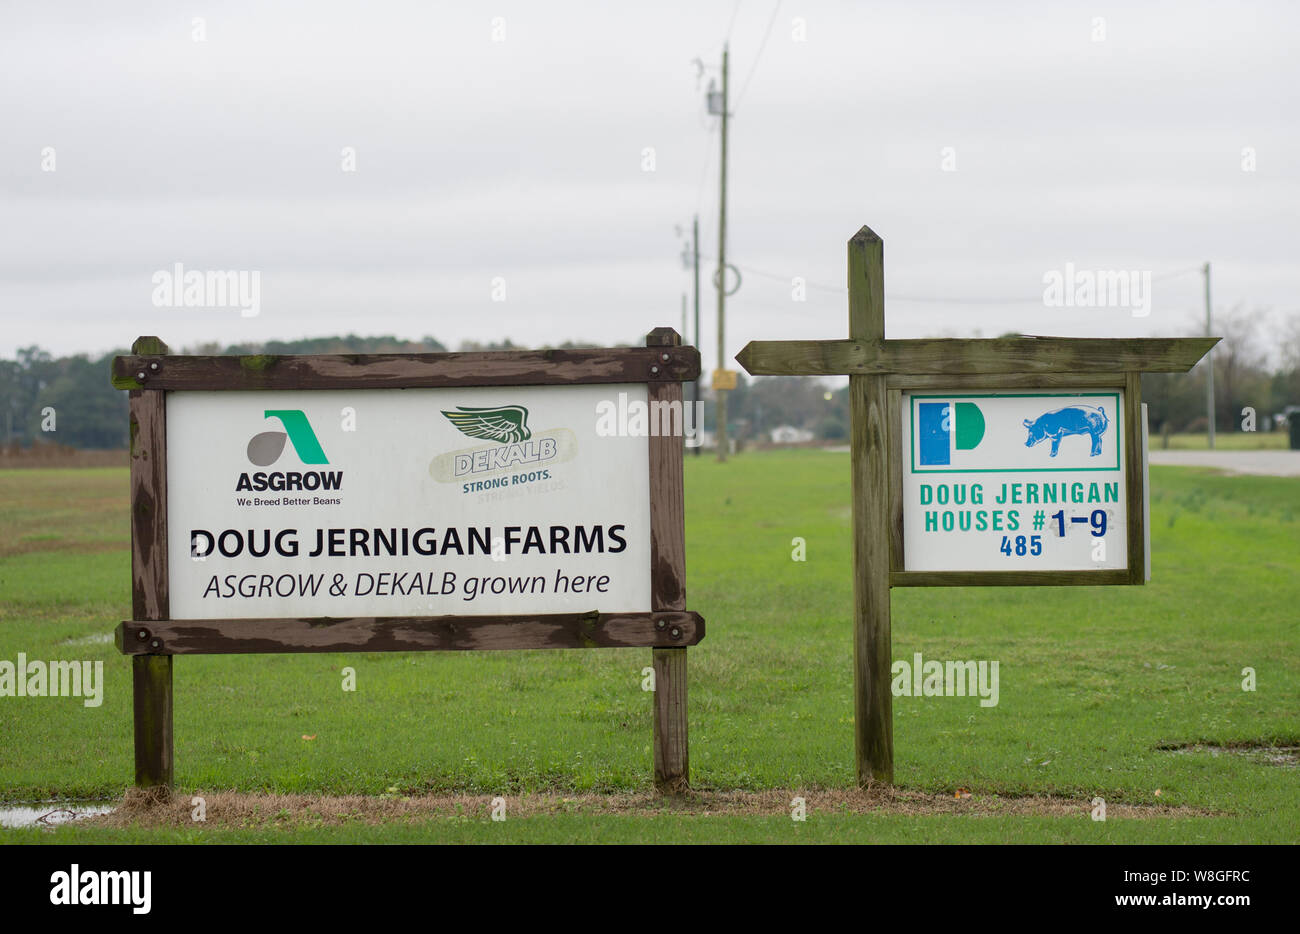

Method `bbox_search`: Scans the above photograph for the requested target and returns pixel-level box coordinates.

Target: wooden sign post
[737,226,1217,785]
[112,328,702,792]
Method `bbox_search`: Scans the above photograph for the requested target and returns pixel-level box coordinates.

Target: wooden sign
[712,368,738,391]
[737,226,1216,784]
[896,387,1146,582]
[111,328,703,791]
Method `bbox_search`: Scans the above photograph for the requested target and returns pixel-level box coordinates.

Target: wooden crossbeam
[112,345,701,391]
[736,336,1219,377]
[116,612,705,655]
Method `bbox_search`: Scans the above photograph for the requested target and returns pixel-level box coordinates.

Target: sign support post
[737,225,1216,787]
[647,327,690,791]
[128,335,173,788]
[848,232,893,784]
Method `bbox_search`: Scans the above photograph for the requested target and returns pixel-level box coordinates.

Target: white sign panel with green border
[900,390,1141,573]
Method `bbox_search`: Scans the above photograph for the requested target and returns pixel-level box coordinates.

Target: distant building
[770,425,815,444]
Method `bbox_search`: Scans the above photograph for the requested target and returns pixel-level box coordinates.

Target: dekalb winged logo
[442,405,532,444]
[442,403,561,480]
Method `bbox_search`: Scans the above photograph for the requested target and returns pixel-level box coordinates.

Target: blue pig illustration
[1023,404,1109,457]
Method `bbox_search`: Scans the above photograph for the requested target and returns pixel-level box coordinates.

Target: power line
[733,0,782,113]
[725,0,743,42]
[699,255,1206,305]
[693,120,717,218]
[887,265,1204,304]
[887,293,1054,305]
[732,262,841,292]
[1152,266,1203,282]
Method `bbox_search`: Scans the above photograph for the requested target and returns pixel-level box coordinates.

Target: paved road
[1148,450,1300,477]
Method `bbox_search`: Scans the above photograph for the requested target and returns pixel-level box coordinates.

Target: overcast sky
[1,0,1296,368]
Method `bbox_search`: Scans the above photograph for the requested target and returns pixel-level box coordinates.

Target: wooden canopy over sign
[736,226,1217,786]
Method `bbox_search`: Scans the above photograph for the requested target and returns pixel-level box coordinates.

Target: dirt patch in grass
[1159,741,1299,768]
[97,785,1213,828]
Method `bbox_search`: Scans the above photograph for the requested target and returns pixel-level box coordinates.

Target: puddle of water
[58,633,114,646]
[0,802,115,829]
[1161,744,1299,768]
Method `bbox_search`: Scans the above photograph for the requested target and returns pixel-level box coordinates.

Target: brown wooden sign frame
[112,328,702,792]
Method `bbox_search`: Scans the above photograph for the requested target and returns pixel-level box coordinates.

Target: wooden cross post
[127,335,174,788]
[737,225,1217,786]
[847,232,892,784]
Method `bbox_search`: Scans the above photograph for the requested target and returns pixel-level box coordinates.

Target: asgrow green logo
[442,405,532,445]
[236,410,341,494]
[247,410,329,466]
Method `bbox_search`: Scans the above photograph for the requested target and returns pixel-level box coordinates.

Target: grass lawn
[1158,431,1289,450]
[0,455,1296,843]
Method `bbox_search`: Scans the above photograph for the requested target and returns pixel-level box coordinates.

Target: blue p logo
[918,402,985,466]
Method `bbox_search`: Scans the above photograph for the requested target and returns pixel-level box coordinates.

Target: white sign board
[167,385,652,618]
[900,390,1128,572]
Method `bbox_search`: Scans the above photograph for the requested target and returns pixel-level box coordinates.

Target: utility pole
[692,215,701,456]
[1204,262,1215,449]
[714,44,730,462]
[679,291,690,459]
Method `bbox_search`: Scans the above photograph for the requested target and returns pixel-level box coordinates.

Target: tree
[34,354,128,448]
[1212,306,1272,431]
[0,347,56,445]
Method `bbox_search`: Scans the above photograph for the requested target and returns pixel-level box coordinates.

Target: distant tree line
[707,309,1300,442]
[695,375,851,441]
[0,334,596,450]
[1,347,127,449]
[1141,308,1300,434]
[2,316,1297,450]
